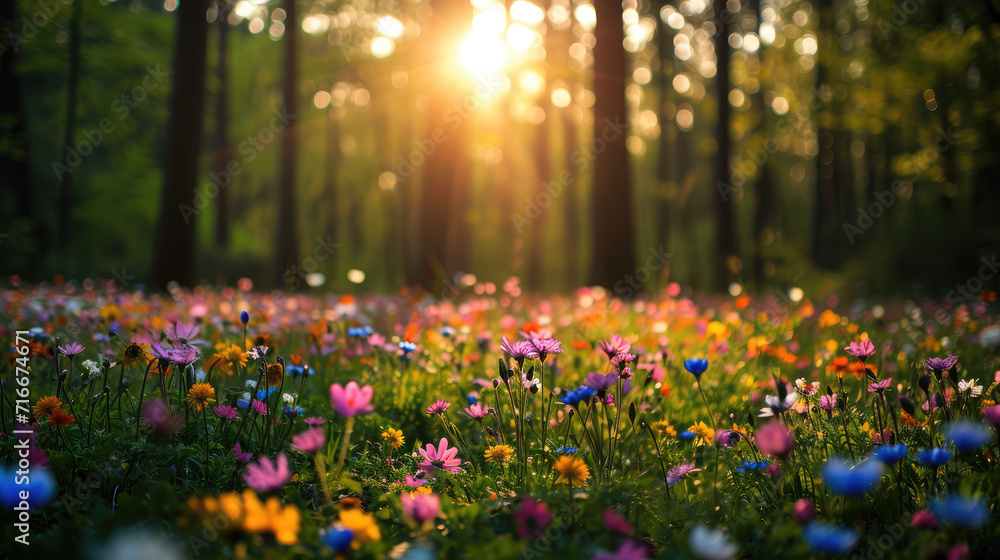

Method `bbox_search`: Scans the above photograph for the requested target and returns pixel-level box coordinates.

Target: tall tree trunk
[57,0,83,252]
[589,0,637,290]
[212,5,231,249]
[656,14,673,289]
[526,96,551,292]
[416,0,472,293]
[810,0,834,267]
[0,0,32,218]
[274,0,299,288]
[563,107,580,290]
[712,0,736,291]
[150,0,209,290]
[324,107,341,271]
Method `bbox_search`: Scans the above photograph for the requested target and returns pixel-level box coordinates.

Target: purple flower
[141,398,184,436]
[150,343,200,367]
[164,321,201,343]
[513,497,553,539]
[243,453,291,491]
[924,354,958,374]
[610,353,636,372]
[528,337,563,363]
[213,405,238,420]
[844,339,876,361]
[592,539,650,560]
[234,443,252,463]
[500,336,538,364]
[585,371,620,394]
[426,399,451,415]
[715,430,742,448]
[667,462,701,486]
[867,378,892,393]
[598,334,631,359]
[58,342,85,357]
[304,417,325,425]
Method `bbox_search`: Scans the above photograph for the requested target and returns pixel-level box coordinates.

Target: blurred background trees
[1,0,998,298]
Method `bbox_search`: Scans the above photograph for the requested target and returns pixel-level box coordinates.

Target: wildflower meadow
[2,284,998,559]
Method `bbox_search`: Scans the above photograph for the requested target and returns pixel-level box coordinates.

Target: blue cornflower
[917,447,952,467]
[286,364,311,376]
[282,405,307,417]
[240,311,249,325]
[347,326,373,338]
[554,446,579,453]
[559,386,597,408]
[440,326,455,337]
[931,495,989,529]
[679,430,696,441]
[467,393,478,405]
[256,387,278,401]
[945,420,992,453]
[735,460,770,474]
[802,522,858,555]
[821,457,884,496]
[321,527,355,551]
[0,466,58,509]
[236,398,250,410]
[399,341,417,354]
[872,443,908,465]
[683,358,709,380]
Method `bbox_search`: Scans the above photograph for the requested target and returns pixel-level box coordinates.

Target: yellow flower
[687,421,715,446]
[651,420,676,437]
[243,490,301,545]
[553,455,589,487]
[483,444,515,464]
[122,342,147,368]
[339,508,381,549]
[184,382,217,411]
[211,343,247,376]
[100,303,121,323]
[381,427,405,450]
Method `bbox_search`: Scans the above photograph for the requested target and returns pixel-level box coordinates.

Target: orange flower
[48,408,76,427]
[827,357,849,378]
[32,396,63,420]
[900,411,921,427]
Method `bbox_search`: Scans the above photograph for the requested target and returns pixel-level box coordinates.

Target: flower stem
[335,416,355,478]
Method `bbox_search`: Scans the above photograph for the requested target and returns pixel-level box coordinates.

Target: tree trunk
[150,0,209,290]
[212,6,231,249]
[563,108,580,290]
[656,14,673,288]
[589,0,637,290]
[526,96,551,292]
[57,0,83,252]
[416,0,472,294]
[711,0,736,291]
[274,0,299,288]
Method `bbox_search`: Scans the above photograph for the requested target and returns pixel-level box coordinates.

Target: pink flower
[754,422,795,460]
[819,393,838,411]
[243,453,291,492]
[425,399,451,415]
[213,405,238,420]
[603,508,634,534]
[234,443,252,463]
[794,499,815,524]
[329,381,375,417]
[948,543,969,560]
[911,509,937,529]
[402,492,440,523]
[417,438,463,474]
[291,427,325,454]
[404,473,427,487]
[304,417,325,425]
[463,403,491,419]
[141,398,184,436]
[867,378,893,393]
[598,334,631,359]
[513,497,553,538]
[164,321,201,343]
[252,399,268,415]
[844,338,876,361]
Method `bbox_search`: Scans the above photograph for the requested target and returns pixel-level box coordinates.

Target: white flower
[795,378,820,397]
[82,359,101,378]
[759,393,798,417]
[282,393,295,404]
[195,368,206,381]
[689,525,737,560]
[958,379,983,397]
[245,379,258,388]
